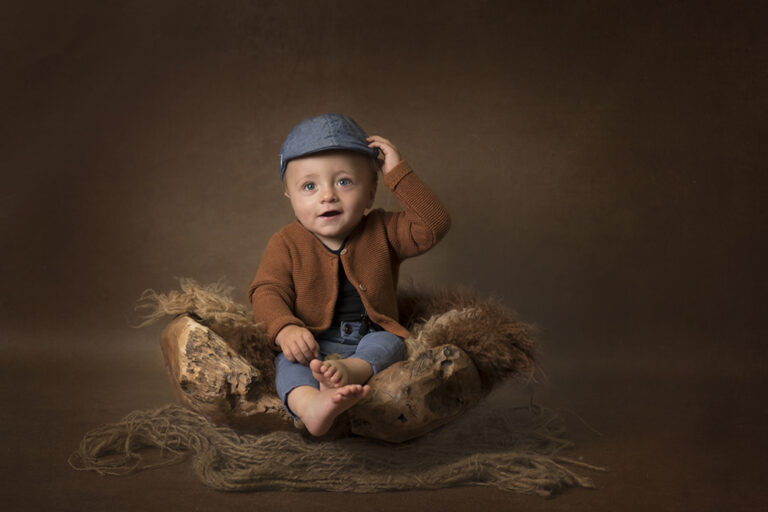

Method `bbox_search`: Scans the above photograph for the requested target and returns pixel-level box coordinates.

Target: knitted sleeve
[381,161,451,259]
[248,232,305,345]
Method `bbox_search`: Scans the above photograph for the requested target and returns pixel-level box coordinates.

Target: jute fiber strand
[69,402,603,496]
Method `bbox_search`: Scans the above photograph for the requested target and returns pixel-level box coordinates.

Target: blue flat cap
[279,114,379,180]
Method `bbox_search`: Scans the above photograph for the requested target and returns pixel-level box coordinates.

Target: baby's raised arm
[369,136,451,260]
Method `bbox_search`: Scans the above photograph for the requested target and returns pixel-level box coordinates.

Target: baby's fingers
[297,332,318,364]
[283,346,300,363]
[366,135,390,144]
[292,346,310,365]
[366,135,395,152]
[366,135,401,174]
[308,334,320,358]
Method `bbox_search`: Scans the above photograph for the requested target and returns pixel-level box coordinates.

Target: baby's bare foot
[311,358,373,389]
[319,359,352,388]
[301,384,370,436]
[310,359,335,390]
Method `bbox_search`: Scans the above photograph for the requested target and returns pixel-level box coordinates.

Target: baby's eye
[302,182,316,191]
[338,178,352,187]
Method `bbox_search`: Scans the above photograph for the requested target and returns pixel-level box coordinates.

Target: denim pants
[275,320,405,418]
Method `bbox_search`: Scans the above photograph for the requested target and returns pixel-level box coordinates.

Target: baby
[249,113,450,436]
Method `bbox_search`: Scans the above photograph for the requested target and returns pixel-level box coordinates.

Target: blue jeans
[275,320,405,418]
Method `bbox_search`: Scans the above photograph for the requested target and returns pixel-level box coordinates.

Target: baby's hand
[275,325,319,365]
[367,135,402,175]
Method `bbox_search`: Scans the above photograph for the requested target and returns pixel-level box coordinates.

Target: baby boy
[249,114,450,436]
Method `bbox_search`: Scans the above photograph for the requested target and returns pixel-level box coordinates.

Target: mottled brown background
[1,1,766,511]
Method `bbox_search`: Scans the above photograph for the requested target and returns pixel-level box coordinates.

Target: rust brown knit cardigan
[248,161,451,345]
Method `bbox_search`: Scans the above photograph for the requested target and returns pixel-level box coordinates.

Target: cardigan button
[340,248,348,255]
[359,283,367,291]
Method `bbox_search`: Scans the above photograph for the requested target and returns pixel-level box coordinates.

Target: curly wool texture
[137,279,538,397]
[405,289,538,391]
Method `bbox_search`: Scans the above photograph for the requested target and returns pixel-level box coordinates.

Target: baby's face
[283,151,377,250]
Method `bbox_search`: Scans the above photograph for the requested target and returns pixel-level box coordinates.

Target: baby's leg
[286,384,370,437]
[275,353,318,412]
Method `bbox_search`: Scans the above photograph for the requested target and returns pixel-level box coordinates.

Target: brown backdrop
[2,1,766,510]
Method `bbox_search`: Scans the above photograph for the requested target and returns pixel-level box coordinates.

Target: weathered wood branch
[161,315,484,441]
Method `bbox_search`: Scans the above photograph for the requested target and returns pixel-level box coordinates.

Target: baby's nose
[321,188,338,201]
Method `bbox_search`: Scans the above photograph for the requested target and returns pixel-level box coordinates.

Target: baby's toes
[339,385,357,397]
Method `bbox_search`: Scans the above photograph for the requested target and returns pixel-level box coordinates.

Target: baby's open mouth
[320,210,341,218]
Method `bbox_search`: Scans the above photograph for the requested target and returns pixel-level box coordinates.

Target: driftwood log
[161,315,296,433]
[144,280,537,442]
[349,344,483,442]
[161,315,484,441]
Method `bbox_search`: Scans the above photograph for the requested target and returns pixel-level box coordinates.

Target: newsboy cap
[279,113,379,180]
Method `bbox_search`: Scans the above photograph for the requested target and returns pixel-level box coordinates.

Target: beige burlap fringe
[69,402,603,496]
[135,278,267,353]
